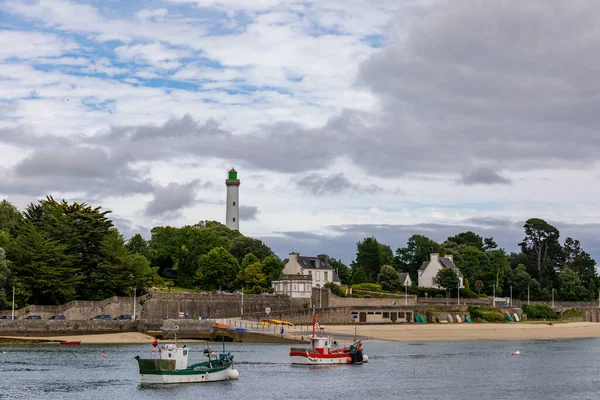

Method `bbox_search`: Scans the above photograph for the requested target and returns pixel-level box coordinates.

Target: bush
[522,304,557,320]
[351,283,382,292]
[434,294,444,298]
[468,305,507,323]
[325,282,344,297]
[562,309,583,318]
[459,288,478,298]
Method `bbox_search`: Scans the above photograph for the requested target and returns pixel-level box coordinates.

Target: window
[383,312,390,319]
[324,271,328,281]
[315,271,320,281]
[233,217,236,222]
[308,270,312,275]
[305,284,311,291]
[233,201,236,206]
[293,284,297,292]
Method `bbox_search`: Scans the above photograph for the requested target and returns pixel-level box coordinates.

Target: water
[1,338,599,399]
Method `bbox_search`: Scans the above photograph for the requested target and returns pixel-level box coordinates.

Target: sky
[2,0,600,265]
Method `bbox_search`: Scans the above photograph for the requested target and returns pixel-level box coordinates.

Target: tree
[0,247,8,307]
[377,265,402,292]
[261,255,284,282]
[197,247,240,291]
[8,223,81,305]
[436,267,459,298]
[351,266,368,285]
[456,245,487,286]
[396,235,443,283]
[238,262,269,293]
[519,218,562,280]
[228,236,274,263]
[126,233,151,259]
[0,200,23,236]
[164,281,175,292]
[558,268,587,301]
[563,237,596,290]
[23,197,114,300]
[504,264,538,300]
[329,258,351,285]
[483,237,498,251]
[355,237,393,282]
[474,280,483,295]
[447,231,483,250]
[241,253,260,269]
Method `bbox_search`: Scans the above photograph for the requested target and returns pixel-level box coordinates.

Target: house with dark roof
[417,253,464,288]
[277,252,340,286]
[399,272,412,287]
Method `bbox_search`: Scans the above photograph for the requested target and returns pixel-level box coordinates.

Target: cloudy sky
[2,0,600,264]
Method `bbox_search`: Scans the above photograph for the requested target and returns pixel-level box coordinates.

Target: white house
[271,253,341,298]
[272,252,341,292]
[417,253,464,289]
[399,273,412,287]
[271,275,312,299]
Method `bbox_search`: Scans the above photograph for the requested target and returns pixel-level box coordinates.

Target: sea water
[1,338,599,399]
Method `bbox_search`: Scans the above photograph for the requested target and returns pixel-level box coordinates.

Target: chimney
[317,253,329,260]
[289,252,299,262]
[430,253,439,261]
[445,254,454,263]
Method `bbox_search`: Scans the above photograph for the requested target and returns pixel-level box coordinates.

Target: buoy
[227,369,240,380]
[151,348,156,353]
[346,357,352,363]
[362,354,369,363]
[102,353,106,358]
[511,352,515,355]
[515,350,520,355]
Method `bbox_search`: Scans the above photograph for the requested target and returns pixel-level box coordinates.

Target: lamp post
[405,282,408,306]
[552,288,555,308]
[510,285,512,307]
[528,285,530,305]
[241,287,244,316]
[133,287,136,320]
[457,282,460,305]
[492,284,495,307]
[11,286,15,320]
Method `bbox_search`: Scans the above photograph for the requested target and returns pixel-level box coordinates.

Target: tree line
[343,218,597,301]
[0,197,282,308]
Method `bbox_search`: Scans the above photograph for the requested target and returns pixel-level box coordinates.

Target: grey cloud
[239,205,259,221]
[145,181,198,216]
[0,126,72,149]
[457,168,511,185]
[295,172,383,195]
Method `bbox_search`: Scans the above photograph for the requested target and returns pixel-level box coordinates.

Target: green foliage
[164,281,175,292]
[0,200,23,236]
[328,258,351,285]
[241,253,260,269]
[436,267,459,293]
[351,283,382,292]
[459,288,478,298]
[350,267,368,285]
[8,222,81,305]
[238,262,269,293]
[474,280,484,295]
[562,309,583,318]
[377,265,402,292]
[463,278,469,290]
[468,306,507,322]
[325,282,344,297]
[228,236,274,264]
[354,237,393,282]
[197,247,240,291]
[447,231,484,250]
[522,304,557,320]
[395,234,443,284]
[260,255,284,282]
[519,218,562,281]
[0,247,8,307]
[126,234,151,259]
[558,268,587,301]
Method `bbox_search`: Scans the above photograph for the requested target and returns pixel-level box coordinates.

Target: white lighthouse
[225,168,240,230]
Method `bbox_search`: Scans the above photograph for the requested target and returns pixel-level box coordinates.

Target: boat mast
[311,314,316,350]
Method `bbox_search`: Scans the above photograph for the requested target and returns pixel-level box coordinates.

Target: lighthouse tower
[225,168,240,230]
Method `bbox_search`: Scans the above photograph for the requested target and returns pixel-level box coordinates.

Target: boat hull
[290,354,352,365]
[140,367,238,384]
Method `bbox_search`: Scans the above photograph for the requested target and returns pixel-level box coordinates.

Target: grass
[155,286,197,293]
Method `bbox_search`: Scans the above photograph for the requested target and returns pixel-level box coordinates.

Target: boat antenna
[222,326,225,354]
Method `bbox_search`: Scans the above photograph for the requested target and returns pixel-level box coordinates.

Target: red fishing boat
[60,341,81,345]
[289,315,368,365]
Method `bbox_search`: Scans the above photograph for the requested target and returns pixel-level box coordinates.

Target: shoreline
[1,322,600,344]
[322,321,600,342]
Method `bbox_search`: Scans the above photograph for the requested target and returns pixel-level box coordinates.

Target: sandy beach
[2,322,600,344]
[324,322,600,342]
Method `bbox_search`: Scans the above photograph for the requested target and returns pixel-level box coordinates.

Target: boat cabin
[311,335,332,354]
[161,343,189,369]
